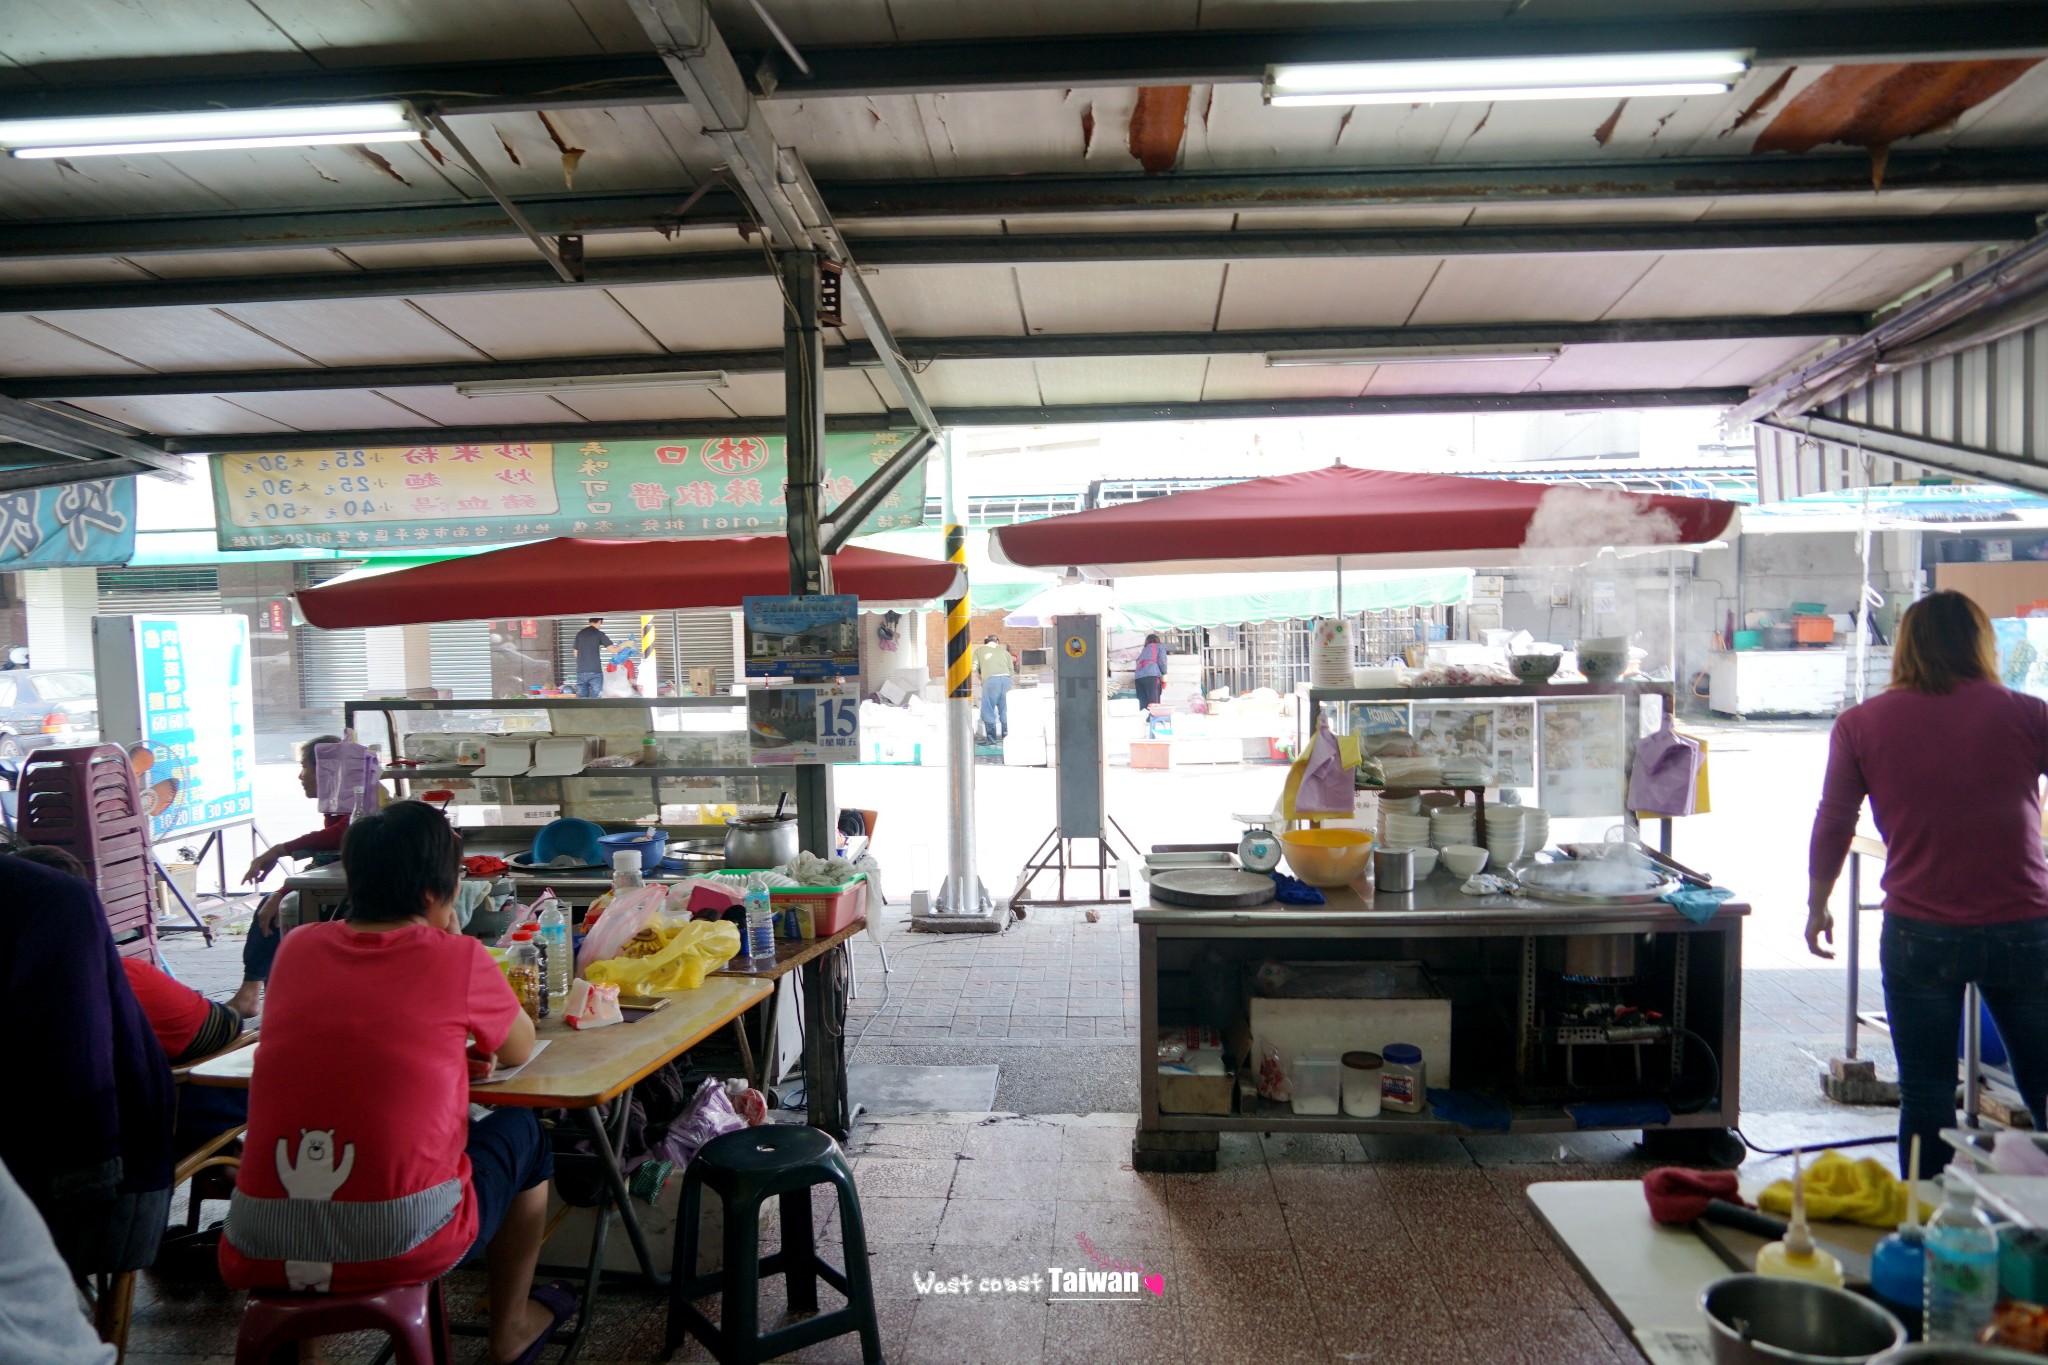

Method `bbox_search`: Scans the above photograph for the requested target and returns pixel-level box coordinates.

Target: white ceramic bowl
[1440,845,1489,879]
[1408,846,1440,877]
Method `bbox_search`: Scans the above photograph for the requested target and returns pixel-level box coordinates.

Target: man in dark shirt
[572,617,611,697]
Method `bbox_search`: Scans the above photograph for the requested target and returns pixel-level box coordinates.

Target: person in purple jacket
[1806,590,2048,1176]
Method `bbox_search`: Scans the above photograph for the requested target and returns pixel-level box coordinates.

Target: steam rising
[1519,487,1683,560]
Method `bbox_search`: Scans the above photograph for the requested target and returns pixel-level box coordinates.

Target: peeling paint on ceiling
[1128,85,1191,174]
[1754,60,2040,157]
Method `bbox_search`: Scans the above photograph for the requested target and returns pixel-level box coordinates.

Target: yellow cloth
[586,919,742,993]
[1338,732,1362,770]
[1757,1151,1931,1229]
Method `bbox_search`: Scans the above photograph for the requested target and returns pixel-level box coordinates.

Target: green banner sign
[210,431,925,551]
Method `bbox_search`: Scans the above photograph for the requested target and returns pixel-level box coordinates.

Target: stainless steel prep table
[1135,873,1746,1166]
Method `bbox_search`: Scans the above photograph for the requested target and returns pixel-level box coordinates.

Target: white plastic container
[1341,1051,1384,1117]
[1381,1042,1426,1113]
[1291,1054,1341,1115]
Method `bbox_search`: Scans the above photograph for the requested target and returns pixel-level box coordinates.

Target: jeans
[1136,675,1164,709]
[1881,914,2048,1178]
[980,674,1011,741]
[575,670,603,698]
[243,913,281,983]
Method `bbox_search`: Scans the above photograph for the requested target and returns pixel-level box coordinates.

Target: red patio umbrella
[988,465,1738,576]
[296,535,963,629]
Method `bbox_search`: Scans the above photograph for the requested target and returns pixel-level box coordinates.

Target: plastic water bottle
[743,886,776,963]
[537,897,571,1003]
[1925,1181,2000,1342]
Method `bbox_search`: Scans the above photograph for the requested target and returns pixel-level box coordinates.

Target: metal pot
[724,813,798,869]
[1701,1274,1905,1365]
[1871,1346,2048,1363]
[1563,934,1639,982]
[1373,846,1416,893]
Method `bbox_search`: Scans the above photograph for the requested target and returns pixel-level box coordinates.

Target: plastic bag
[314,733,382,819]
[585,918,741,993]
[663,1079,748,1167]
[1627,719,1702,817]
[1294,724,1355,816]
[1255,1044,1293,1103]
[574,883,668,974]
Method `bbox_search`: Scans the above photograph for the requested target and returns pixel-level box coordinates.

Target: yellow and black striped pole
[639,613,656,694]
[945,523,971,700]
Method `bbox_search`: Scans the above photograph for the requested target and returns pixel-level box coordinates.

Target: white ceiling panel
[1014,262,1226,333]
[607,279,788,351]
[40,306,318,369]
[375,386,581,427]
[1213,258,1441,329]
[855,266,1028,337]
[0,316,148,374]
[410,291,665,360]
[545,387,741,423]
[713,369,890,419]
[0,0,301,66]
[220,299,485,366]
[879,0,1198,41]
[1531,340,1752,390]
[1799,244,1989,313]
[910,359,1045,408]
[431,105,713,199]
[69,394,296,435]
[706,0,897,46]
[1407,253,1661,324]
[1361,360,1551,395]
[1935,61,2048,147]
[0,258,148,285]
[246,0,622,64]
[1032,356,1209,405]
[214,389,433,431]
[1192,84,1467,170]
[1197,354,1371,401]
[1688,335,1836,388]
[1603,246,1883,318]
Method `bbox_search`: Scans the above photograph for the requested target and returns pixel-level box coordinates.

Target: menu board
[210,430,924,550]
[1411,704,1495,771]
[93,615,257,839]
[1486,704,1537,788]
[1537,697,1627,818]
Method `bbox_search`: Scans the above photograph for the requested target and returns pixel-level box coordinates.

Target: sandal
[503,1280,578,1365]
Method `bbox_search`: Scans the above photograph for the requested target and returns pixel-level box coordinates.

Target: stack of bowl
[1380,810,1433,850]
[1483,808,1525,867]
[1520,807,1551,854]
[1429,807,1477,849]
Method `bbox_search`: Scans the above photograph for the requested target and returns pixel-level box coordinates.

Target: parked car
[0,668,100,761]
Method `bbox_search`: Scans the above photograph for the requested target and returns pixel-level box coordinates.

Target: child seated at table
[220,801,572,1365]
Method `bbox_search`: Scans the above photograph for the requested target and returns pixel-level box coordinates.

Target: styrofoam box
[1249,997,1453,1089]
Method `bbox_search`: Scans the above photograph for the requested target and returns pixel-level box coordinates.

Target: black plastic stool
[665,1125,883,1364]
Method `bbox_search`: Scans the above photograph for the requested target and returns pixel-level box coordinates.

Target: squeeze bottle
[1757,1148,1847,1287]
[1871,1135,1927,1312]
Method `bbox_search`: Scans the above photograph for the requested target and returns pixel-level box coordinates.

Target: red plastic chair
[233,1280,451,1365]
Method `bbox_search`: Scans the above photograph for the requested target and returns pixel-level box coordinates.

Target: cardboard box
[1157,1070,1237,1116]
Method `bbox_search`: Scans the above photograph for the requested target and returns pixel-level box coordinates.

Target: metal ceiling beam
[6,315,1859,402]
[0,458,166,492]
[0,151,2037,266]
[762,4,2048,96]
[0,4,2034,120]
[0,212,2023,311]
[1757,414,2048,494]
[158,387,1747,455]
[821,429,937,555]
[0,397,184,480]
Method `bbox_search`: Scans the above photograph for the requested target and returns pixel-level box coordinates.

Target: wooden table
[191,977,770,1365]
[716,921,864,1141]
[1527,1180,1888,1358]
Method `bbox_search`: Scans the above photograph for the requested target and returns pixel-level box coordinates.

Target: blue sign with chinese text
[132,616,256,839]
[0,478,136,568]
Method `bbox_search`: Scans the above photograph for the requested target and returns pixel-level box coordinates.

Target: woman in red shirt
[1807,591,2048,1177]
[221,801,570,1364]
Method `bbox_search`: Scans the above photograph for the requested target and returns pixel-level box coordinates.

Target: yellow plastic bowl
[1280,827,1374,887]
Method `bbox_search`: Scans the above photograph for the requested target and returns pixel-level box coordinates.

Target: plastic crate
[724,871,869,937]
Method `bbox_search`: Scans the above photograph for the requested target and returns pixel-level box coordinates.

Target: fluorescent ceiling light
[1265,51,1749,107]
[0,102,422,159]
[455,371,731,397]
[1265,345,1563,367]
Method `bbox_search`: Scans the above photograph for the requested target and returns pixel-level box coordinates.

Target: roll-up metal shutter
[297,562,367,714]
[674,610,737,692]
[95,567,221,616]
[428,621,493,698]
[556,612,648,685]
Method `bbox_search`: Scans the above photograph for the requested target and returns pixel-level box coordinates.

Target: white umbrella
[1003,580,1130,629]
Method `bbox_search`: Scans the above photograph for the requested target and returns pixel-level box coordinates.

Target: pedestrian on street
[973,634,1015,743]
[572,617,611,698]
[1806,589,2048,1177]
[1134,633,1168,710]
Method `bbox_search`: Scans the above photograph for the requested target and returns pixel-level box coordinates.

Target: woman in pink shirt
[1807,591,2048,1177]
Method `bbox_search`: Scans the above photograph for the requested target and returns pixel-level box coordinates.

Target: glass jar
[1341,1051,1384,1117]
[1381,1042,1425,1113]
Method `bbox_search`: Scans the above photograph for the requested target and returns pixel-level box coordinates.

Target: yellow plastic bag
[585,919,742,994]
[1757,1151,1931,1229]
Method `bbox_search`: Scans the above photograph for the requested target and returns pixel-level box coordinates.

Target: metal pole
[941,430,978,914]
[1845,852,1862,1061]
[783,250,833,858]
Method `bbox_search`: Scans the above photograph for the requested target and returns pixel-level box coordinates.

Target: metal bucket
[1700,1275,1905,1365]
[1563,933,1638,982]
[1373,847,1416,893]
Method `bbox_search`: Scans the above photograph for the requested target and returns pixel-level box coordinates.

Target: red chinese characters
[493,443,535,461]
[629,481,669,510]
[404,472,441,490]
[673,481,718,508]
[722,478,765,507]
[401,447,439,465]
[494,468,536,486]
[701,436,769,475]
[447,445,485,464]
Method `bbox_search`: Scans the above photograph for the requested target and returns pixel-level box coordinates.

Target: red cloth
[221,921,521,1293]
[121,957,211,1063]
[268,812,350,862]
[1810,679,2048,926]
[1644,1167,1743,1224]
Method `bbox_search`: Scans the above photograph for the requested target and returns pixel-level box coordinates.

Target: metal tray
[1512,860,1676,905]
[1144,867,1278,909]
[1143,851,1239,870]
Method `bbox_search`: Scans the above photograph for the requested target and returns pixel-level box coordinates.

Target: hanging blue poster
[0,477,137,569]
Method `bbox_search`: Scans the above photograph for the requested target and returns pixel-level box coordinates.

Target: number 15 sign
[746,682,861,765]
